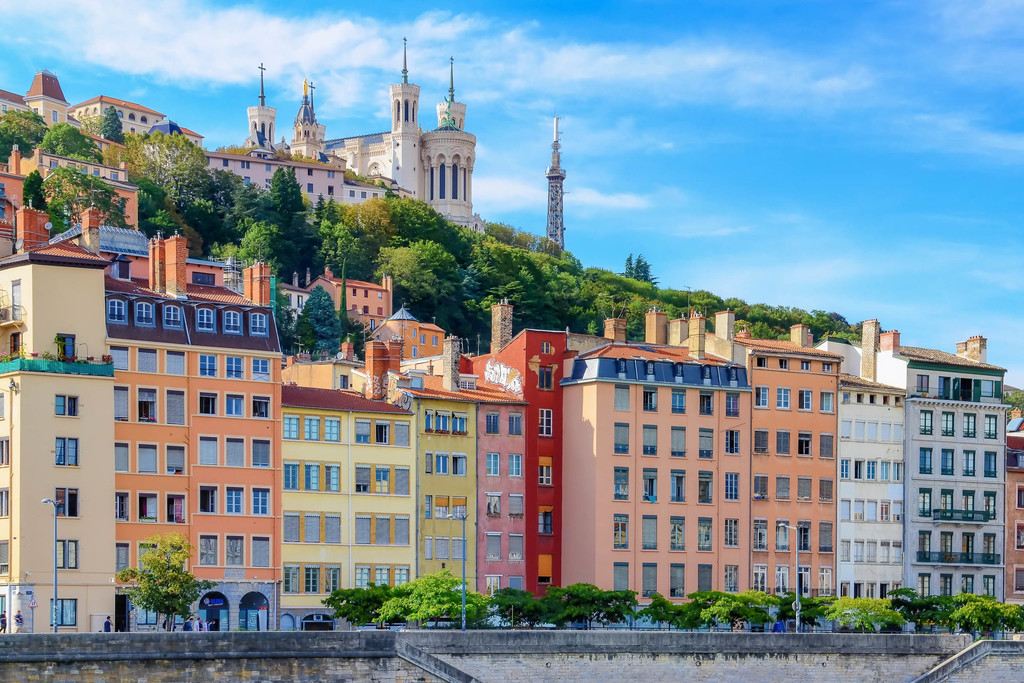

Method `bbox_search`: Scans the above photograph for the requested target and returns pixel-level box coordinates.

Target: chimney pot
[789,324,810,348]
[603,318,627,343]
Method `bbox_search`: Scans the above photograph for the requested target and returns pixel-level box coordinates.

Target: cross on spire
[309,81,315,111]
[258,62,266,106]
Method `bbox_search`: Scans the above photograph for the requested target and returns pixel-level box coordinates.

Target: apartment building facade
[279,385,414,630]
[836,374,906,598]
[106,237,283,631]
[1005,433,1024,605]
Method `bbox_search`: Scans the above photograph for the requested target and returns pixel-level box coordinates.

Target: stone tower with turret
[389,38,422,198]
[291,80,326,160]
[245,63,278,150]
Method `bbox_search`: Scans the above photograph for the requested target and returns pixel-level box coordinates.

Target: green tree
[43,165,127,229]
[120,131,209,211]
[1004,389,1024,415]
[22,170,45,211]
[238,218,283,271]
[824,597,904,632]
[39,122,101,161]
[296,285,341,353]
[547,583,615,629]
[115,533,215,630]
[0,109,47,159]
[489,588,554,628]
[697,591,778,630]
[323,583,393,627]
[275,285,299,355]
[378,570,489,625]
[888,588,955,631]
[946,594,1021,635]
[639,593,684,628]
[100,105,124,143]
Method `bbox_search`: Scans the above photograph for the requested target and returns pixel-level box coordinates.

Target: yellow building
[0,238,116,632]
[279,385,414,631]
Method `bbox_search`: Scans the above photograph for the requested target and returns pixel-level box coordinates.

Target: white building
[835,373,906,599]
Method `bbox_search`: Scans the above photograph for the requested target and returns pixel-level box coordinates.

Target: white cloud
[907,113,1024,160]
[472,175,547,212]
[567,187,651,210]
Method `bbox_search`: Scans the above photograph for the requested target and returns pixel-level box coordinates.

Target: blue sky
[3,0,1024,381]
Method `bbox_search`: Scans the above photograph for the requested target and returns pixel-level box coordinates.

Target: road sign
[27,596,37,609]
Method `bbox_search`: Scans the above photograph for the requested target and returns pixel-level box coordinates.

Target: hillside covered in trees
[0,117,861,354]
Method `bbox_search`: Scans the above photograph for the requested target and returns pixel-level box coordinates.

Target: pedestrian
[196,617,205,632]
[14,611,23,633]
[0,610,7,633]
[183,617,193,632]
[104,616,113,632]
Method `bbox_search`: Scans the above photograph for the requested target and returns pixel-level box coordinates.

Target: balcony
[916,551,1001,565]
[0,357,114,377]
[931,509,993,523]
[0,305,24,326]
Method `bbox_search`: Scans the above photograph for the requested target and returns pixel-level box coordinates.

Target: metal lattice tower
[545,116,566,249]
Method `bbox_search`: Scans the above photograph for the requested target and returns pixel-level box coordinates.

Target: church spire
[402,37,409,84]
[258,62,266,107]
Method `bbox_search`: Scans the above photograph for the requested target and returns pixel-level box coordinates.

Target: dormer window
[224,310,242,334]
[163,305,182,329]
[197,308,215,332]
[107,299,126,323]
[673,363,684,377]
[135,301,154,326]
[616,359,627,375]
[112,259,130,280]
[645,361,655,376]
[250,312,268,336]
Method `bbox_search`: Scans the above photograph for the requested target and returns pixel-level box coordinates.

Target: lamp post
[785,523,802,632]
[447,510,468,631]
[42,498,58,633]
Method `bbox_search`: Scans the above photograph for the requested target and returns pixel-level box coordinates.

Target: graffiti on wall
[484,358,523,396]
[386,373,413,411]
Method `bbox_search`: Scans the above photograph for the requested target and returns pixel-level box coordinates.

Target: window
[725,430,740,455]
[642,387,658,412]
[538,508,553,534]
[753,429,769,454]
[226,488,242,514]
[305,463,321,491]
[224,310,241,334]
[251,440,270,467]
[776,430,790,455]
[539,366,553,390]
[776,522,790,551]
[962,413,977,438]
[777,387,790,409]
[252,358,270,381]
[698,429,713,458]
[725,392,739,417]
[284,416,299,439]
[941,412,955,437]
[539,409,553,436]
[539,461,552,485]
[920,410,933,435]
[54,488,78,517]
[697,518,712,551]
[197,308,215,332]
[614,467,629,500]
[798,389,812,411]
[819,433,834,459]
[754,386,768,408]
[166,445,184,474]
[199,354,217,377]
[486,452,500,476]
[724,472,739,500]
[614,423,629,454]
[135,302,154,325]
[670,426,686,457]
[304,417,320,440]
[754,474,768,500]
[55,395,78,417]
[819,522,833,552]
[55,437,79,466]
[698,471,713,504]
[613,514,629,549]
[252,488,269,515]
[985,415,999,439]
[724,518,739,547]
[434,453,449,475]
[753,519,768,550]
[249,311,268,336]
[918,488,932,517]
[820,391,834,412]
[305,514,321,544]
[199,486,218,513]
[797,476,812,501]
[776,475,790,500]
[224,394,243,417]
[226,356,243,379]
[163,305,182,329]
[50,599,77,627]
[919,448,933,474]
[642,515,658,550]
[485,412,500,434]
[698,392,713,415]
[508,413,522,435]
[643,425,658,455]
[107,299,126,322]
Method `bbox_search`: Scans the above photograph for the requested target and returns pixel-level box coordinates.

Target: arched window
[394,100,400,123]
[463,167,467,200]
[429,166,434,200]
[128,113,136,121]
[260,123,265,135]
[116,111,123,118]
[250,312,268,336]
[452,163,458,199]
[617,359,627,375]
[412,101,416,122]
[404,99,409,122]
[107,299,126,323]
[135,301,154,325]
[223,310,242,334]
[439,163,446,198]
[141,116,148,124]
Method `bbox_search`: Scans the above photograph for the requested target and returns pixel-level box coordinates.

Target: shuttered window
[304,514,320,543]
[165,446,184,474]
[798,477,812,501]
[375,516,390,545]
[613,563,629,591]
[251,440,270,467]
[486,533,501,559]
[199,437,218,465]
[138,445,157,473]
[425,537,433,559]
[166,390,185,425]
[225,438,244,467]
[396,467,410,495]
[115,543,129,572]
[395,422,410,447]
[283,514,300,542]
[355,466,371,493]
[509,534,523,560]
[509,494,524,515]
[642,515,658,550]
[166,351,185,375]
[435,536,449,559]
[671,427,686,457]
[670,563,686,597]
[110,346,128,370]
[776,475,790,500]
[395,517,409,545]
[114,443,129,472]
[252,537,270,567]
[355,516,371,544]
[138,348,157,373]
[114,387,129,420]
[697,564,713,592]
[642,563,658,596]
[325,515,341,544]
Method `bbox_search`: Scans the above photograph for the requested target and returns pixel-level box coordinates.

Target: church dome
[295,95,315,125]
[149,120,184,136]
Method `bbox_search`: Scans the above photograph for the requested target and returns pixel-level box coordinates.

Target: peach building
[105,235,282,631]
[281,269,394,332]
[370,305,445,361]
[562,311,753,599]
[1006,430,1024,604]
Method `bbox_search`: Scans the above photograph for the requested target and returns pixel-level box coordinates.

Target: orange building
[562,311,753,599]
[105,234,282,631]
[282,268,394,332]
[370,304,445,361]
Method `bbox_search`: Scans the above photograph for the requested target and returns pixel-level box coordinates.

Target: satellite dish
[44,222,53,232]
[14,239,24,251]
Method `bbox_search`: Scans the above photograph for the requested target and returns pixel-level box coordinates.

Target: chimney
[961,335,987,364]
[243,263,272,306]
[324,266,333,280]
[668,318,686,346]
[80,206,102,255]
[286,355,295,367]
[860,319,880,381]
[340,341,354,360]
[364,341,389,400]
[879,330,900,353]
[305,267,311,287]
[687,313,706,359]
[442,336,460,391]
[645,308,667,345]
[148,236,166,292]
[16,206,50,251]
[735,328,751,340]
[715,310,735,342]
[387,337,403,369]
[491,299,513,353]
[1012,409,1022,420]
[8,143,21,175]
[790,324,810,348]
[292,271,299,287]
[164,233,188,296]
[603,318,627,342]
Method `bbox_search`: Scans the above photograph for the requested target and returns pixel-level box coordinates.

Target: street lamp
[447,510,468,631]
[42,498,59,633]
[784,523,802,632]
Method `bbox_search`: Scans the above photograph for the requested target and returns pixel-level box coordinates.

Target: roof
[325,132,387,148]
[1007,417,1024,433]
[104,275,252,305]
[838,373,906,394]
[26,71,67,103]
[402,374,525,404]
[896,345,1005,372]
[733,336,843,359]
[386,305,419,323]
[51,224,149,256]
[0,88,24,105]
[178,126,202,139]
[282,385,410,414]
[345,278,386,289]
[71,96,163,117]
[0,242,110,271]
[149,120,184,137]
[579,341,730,366]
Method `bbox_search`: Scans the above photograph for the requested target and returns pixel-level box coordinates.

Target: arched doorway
[199,591,228,631]
[239,591,269,631]
[279,613,296,631]
[301,613,335,631]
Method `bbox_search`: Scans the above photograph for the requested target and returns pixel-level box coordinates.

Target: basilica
[242,44,482,231]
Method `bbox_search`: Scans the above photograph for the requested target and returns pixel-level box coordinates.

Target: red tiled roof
[839,373,906,394]
[178,126,202,139]
[105,275,258,306]
[71,95,163,117]
[733,336,843,359]
[403,374,525,404]
[282,385,410,413]
[26,71,67,102]
[345,278,386,289]
[896,345,1004,372]
[581,342,730,365]
[0,88,24,105]
[32,242,109,263]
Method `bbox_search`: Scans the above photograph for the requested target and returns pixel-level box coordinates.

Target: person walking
[104,616,113,632]
[14,610,24,633]
[183,617,193,632]
[0,610,7,633]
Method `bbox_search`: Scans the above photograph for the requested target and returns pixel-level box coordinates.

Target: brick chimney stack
[16,206,50,251]
[364,341,389,400]
[880,330,900,353]
[387,337,403,369]
[645,308,667,345]
[442,336,461,392]
[339,341,355,360]
[164,233,188,296]
[687,313,706,359]
[604,318,627,343]
[491,299,513,354]
[861,319,880,382]
[80,206,102,255]
[790,324,810,348]
[960,335,987,364]
[148,237,166,292]
[8,144,22,175]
